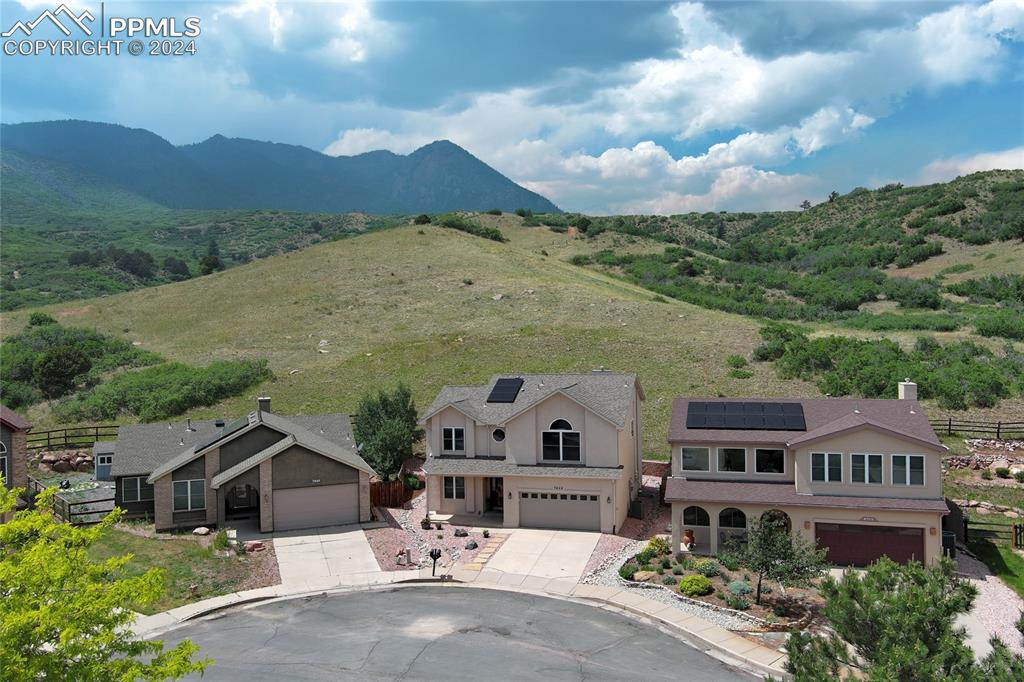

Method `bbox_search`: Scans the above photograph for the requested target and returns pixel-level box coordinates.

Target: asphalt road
[160,587,754,681]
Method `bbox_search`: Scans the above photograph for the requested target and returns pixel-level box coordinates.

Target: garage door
[273,483,359,531]
[815,523,924,566]
[519,491,600,531]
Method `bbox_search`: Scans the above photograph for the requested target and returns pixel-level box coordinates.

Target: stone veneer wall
[359,471,371,522]
[259,460,273,532]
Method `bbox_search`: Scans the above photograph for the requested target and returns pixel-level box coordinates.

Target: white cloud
[322,127,429,156]
[618,166,819,214]
[919,146,1024,184]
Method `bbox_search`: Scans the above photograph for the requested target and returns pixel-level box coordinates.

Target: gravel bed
[580,540,751,631]
[365,495,487,572]
[957,553,1024,655]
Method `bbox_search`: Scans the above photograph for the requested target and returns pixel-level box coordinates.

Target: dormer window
[542,420,581,462]
[442,427,465,453]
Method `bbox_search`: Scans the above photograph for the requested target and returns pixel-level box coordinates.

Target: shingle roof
[668,397,943,449]
[92,441,116,456]
[0,404,31,431]
[112,412,360,477]
[420,373,642,428]
[422,457,623,480]
[664,478,949,514]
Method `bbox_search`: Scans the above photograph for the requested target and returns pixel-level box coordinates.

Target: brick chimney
[257,396,271,413]
[898,379,917,401]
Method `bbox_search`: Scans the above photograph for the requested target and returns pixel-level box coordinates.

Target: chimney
[257,396,271,413]
[898,379,917,401]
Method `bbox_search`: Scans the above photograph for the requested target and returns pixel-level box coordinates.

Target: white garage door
[273,483,359,531]
[519,491,600,531]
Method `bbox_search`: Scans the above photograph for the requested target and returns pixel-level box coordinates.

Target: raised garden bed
[618,537,823,630]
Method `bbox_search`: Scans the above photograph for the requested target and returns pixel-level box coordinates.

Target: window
[717,448,746,473]
[442,427,465,452]
[0,441,6,453]
[542,420,581,462]
[852,454,883,484]
[173,479,205,512]
[443,476,465,499]
[121,476,154,503]
[892,455,925,486]
[811,453,842,482]
[719,507,747,529]
[683,505,710,526]
[98,454,113,466]
[755,449,785,474]
[0,455,7,486]
[680,447,710,472]
[492,428,505,443]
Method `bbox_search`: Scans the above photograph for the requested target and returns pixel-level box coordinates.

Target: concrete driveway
[486,528,600,580]
[273,525,381,586]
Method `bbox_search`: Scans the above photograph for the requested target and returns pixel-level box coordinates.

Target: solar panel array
[487,377,524,403]
[685,401,807,431]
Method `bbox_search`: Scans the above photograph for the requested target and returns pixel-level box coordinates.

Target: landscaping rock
[51,461,72,473]
[41,453,59,464]
[464,540,478,550]
[453,528,468,537]
[192,526,211,536]
[37,463,52,473]
[976,507,991,515]
[243,541,265,552]
[1004,511,1020,518]
[633,571,659,583]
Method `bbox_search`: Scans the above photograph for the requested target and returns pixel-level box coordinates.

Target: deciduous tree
[730,515,827,605]
[353,383,421,479]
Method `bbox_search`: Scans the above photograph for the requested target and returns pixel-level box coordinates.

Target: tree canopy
[353,383,421,479]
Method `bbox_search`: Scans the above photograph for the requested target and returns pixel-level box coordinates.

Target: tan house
[109,397,376,533]
[666,382,949,566]
[420,372,644,533]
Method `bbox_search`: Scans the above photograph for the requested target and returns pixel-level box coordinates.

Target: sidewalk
[134,567,789,679]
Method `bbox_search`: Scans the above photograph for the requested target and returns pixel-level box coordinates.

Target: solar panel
[685,401,806,431]
[487,377,524,403]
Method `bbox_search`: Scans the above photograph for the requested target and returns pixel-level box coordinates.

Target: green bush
[662,575,677,586]
[716,553,741,571]
[1016,610,1024,636]
[436,213,507,242]
[485,208,502,215]
[213,529,230,551]
[619,562,639,580]
[693,559,720,577]
[637,547,656,565]
[28,312,57,327]
[724,593,750,610]
[404,474,422,490]
[353,383,421,481]
[728,369,753,379]
[981,470,993,480]
[672,565,683,575]
[727,580,753,596]
[33,345,92,399]
[413,214,431,225]
[646,536,671,556]
[995,467,1011,479]
[975,308,1024,340]
[678,574,714,597]
[1014,471,1024,483]
[725,355,748,368]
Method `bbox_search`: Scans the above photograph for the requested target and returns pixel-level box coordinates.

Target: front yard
[86,525,280,614]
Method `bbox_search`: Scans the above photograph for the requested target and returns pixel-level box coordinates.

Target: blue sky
[2,0,1022,213]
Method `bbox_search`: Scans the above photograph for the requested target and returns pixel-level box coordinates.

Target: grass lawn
[968,536,1024,599]
[86,528,273,615]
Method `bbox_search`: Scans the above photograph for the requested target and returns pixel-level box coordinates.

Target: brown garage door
[273,483,359,531]
[519,491,600,531]
[815,523,924,566]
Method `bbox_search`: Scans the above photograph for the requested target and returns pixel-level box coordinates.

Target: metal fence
[929,418,1024,440]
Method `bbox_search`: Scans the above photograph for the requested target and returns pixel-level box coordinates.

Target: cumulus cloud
[919,146,1024,184]
[322,127,430,156]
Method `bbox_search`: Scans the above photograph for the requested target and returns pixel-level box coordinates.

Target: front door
[487,477,504,512]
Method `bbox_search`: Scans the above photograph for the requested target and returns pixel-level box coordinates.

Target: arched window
[761,509,792,532]
[542,419,580,461]
[0,441,6,454]
[683,505,710,526]
[719,507,747,529]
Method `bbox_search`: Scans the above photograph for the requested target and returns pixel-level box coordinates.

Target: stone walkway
[460,531,511,571]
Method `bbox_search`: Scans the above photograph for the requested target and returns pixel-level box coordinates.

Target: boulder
[975,507,991,515]
[633,571,659,583]
[41,453,59,464]
[51,461,72,473]
[464,540,478,550]
[37,462,53,473]
[192,526,211,536]
[243,541,265,552]
[453,528,468,537]
[1003,511,1019,518]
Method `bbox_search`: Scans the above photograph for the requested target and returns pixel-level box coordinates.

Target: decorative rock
[464,540,478,550]
[976,507,991,515]
[633,571,659,583]
[491,294,504,301]
[41,453,58,464]
[453,528,468,537]
[38,462,53,473]
[192,526,211,536]
[51,461,72,473]
[1004,511,1019,518]
[243,540,265,552]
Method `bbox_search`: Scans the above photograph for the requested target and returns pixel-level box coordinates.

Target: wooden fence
[965,518,1024,549]
[26,425,118,451]
[27,478,115,526]
[370,479,416,508]
[929,418,1024,440]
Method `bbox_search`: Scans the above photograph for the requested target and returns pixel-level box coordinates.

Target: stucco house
[109,397,376,533]
[420,372,644,533]
[1,404,32,512]
[665,381,949,566]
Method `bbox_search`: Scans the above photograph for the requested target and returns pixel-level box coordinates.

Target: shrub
[724,593,750,610]
[975,308,1024,340]
[662,575,677,586]
[728,580,753,596]
[33,345,92,399]
[728,369,753,379]
[436,213,507,242]
[637,547,656,565]
[462,278,473,285]
[726,355,748,369]
[1016,610,1024,636]
[995,467,1011,479]
[716,553,741,571]
[661,558,672,570]
[619,562,639,580]
[413,214,432,224]
[646,536,671,556]
[672,565,683,575]
[404,474,422,490]
[212,529,230,551]
[655,567,664,575]
[1015,471,1024,483]
[981,469,993,480]
[353,383,421,481]
[485,208,502,215]
[679,574,714,597]
[28,312,57,327]
[693,559,720,577]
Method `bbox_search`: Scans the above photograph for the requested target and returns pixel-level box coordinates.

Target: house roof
[92,441,116,456]
[111,411,360,477]
[664,478,949,514]
[0,404,31,431]
[420,373,642,428]
[668,397,943,450]
[422,456,624,480]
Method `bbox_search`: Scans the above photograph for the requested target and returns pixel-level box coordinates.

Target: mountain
[0,120,561,214]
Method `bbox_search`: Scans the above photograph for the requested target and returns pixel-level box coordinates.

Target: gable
[219,425,287,470]
[791,423,946,455]
[272,444,360,489]
[506,390,619,431]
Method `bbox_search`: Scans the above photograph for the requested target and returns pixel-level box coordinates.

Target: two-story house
[420,372,644,533]
[109,397,377,533]
[665,382,949,566]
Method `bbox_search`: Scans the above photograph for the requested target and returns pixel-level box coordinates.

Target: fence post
[996,422,1001,440]
[947,417,952,436]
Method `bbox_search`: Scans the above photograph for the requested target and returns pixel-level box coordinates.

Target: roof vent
[186,418,194,432]
[179,438,185,446]
[214,419,226,428]
[257,396,271,413]
[592,367,612,373]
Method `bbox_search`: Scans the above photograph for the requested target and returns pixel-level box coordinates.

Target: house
[109,397,376,533]
[420,372,644,533]
[665,381,949,566]
[1,404,32,510]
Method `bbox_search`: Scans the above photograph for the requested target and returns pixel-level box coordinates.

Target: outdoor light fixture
[606,496,611,503]
[508,491,512,499]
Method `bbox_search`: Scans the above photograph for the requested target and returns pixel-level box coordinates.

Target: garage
[815,523,924,566]
[519,491,600,531]
[273,483,359,531]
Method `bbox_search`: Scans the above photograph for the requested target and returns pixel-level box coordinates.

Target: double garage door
[519,491,600,531]
[815,523,924,566]
[273,483,359,531]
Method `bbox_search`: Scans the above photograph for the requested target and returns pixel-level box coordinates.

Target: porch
[426,473,508,522]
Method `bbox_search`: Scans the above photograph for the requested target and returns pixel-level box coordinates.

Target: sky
[1,0,1023,214]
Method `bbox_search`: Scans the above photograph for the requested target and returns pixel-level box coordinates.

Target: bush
[662,575,677,586]
[646,536,671,556]
[1016,610,1024,636]
[728,369,753,379]
[353,383,421,480]
[716,553,741,571]
[1015,471,1024,483]
[727,580,753,596]
[484,208,502,215]
[661,558,672,569]
[436,213,507,243]
[33,345,92,398]
[619,562,639,580]
[981,469,993,480]
[672,565,683,575]
[693,559,720,577]
[726,355,748,369]
[404,474,422,490]
[975,308,1024,340]
[413,214,431,224]
[724,593,750,610]
[637,547,656,565]
[213,529,230,551]
[995,467,1011,479]
[28,312,57,327]
[678,574,714,596]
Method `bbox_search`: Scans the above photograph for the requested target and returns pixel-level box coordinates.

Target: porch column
[671,503,681,553]
[709,512,719,555]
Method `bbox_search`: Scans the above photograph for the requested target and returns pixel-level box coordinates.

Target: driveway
[486,528,600,580]
[272,525,381,586]
[161,587,754,681]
